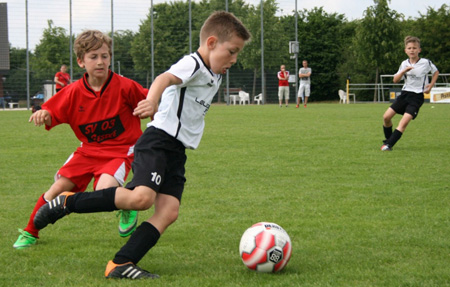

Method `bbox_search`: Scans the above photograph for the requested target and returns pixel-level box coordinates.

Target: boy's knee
[132,187,156,210]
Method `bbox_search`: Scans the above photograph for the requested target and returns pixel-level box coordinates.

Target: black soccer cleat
[380,144,392,151]
[105,260,160,279]
[34,192,74,229]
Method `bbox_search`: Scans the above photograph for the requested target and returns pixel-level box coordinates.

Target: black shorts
[125,126,187,202]
[390,91,424,120]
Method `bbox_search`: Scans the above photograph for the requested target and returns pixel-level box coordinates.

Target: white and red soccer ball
[239,222,292,273]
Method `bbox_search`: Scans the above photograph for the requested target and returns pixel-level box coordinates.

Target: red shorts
[56,151,133,192]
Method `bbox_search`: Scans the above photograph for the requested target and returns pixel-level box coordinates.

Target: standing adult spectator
[297,60,312,108]
[277,65,290,107]
[54,64,71,93]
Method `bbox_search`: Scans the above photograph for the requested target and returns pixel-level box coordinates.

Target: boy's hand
[424,84,433,94]
[404,66,414,73]
[133,99,157,120]
[29,109,51,126]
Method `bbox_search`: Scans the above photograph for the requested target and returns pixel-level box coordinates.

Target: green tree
[111,30,145,83]
[4,47,28,100]
[238,0,284,98]
[411,4,450,73]
[353,0,403,101]
[296,7,347,101]
[32,20,74,82]
[131,1,193,80]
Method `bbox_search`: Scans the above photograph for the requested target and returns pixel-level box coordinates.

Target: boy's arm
[393,66,413,83]
[424,70,440,94]
[133,72,182,119]
[54,75,63,86]
[29,109,52,127]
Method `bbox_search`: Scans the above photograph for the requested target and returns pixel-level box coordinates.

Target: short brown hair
[74,30,112,60]
[200,11,251,44]
[404,36,420,47]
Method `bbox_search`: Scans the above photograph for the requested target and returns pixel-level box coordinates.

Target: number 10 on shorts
[151,172,162,185]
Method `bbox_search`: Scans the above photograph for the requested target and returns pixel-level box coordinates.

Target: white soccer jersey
[396,58,438,93]
[150,52,222,149]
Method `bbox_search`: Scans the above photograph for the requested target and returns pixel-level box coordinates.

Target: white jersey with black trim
[396,58,438,93]
[149,52,222,149]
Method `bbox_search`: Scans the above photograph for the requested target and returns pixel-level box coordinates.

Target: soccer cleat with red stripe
[105,260,159,279]
[33,192,74,229]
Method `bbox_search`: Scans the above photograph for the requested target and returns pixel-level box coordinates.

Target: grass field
[0,103,449,287]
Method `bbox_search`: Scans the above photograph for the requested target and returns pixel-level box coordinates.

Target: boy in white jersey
[381,36,439,151]
[33,11,251,279]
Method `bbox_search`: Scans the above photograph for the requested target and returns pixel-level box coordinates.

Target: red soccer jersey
[43,71,148,158]
[278,71,289,87]
[55,71,70,90]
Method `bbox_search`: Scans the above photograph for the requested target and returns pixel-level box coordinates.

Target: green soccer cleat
[13,229,37,249]
[117,210,138,237]
[105,260,159,279]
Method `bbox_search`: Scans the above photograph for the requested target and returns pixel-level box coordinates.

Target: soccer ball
[239,222,292,273]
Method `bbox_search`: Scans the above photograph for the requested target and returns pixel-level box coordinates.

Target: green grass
[0,103,449,287]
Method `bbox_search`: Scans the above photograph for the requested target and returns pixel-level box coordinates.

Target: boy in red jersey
[54,64,71,92]
[13,30,150,249]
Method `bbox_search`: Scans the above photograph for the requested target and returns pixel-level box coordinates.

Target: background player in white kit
[381,36,439,151]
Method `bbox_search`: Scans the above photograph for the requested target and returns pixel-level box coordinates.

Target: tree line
[4,0,449,103]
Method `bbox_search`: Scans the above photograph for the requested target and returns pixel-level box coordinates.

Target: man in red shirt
[54,64,71,92]
[278,65,290,107]
[13,30,150,249]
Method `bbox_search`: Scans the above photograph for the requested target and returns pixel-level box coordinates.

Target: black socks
[383,125,393,142]
[385,129,403,147]
[113,222,161,265]
[65,187,118,213]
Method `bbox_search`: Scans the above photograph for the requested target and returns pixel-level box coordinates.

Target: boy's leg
[396,113,413,133]
[384,129,403,148]
[96,173,138,237]
[106,194,180,279]
[383,107,396,128]
[33,187,117,230]
[34,186,156,229]
[382,113,412,149]
[383,126,393,143]
[382,107,396,143]
[14,177,75,248]
[13,194,47,249]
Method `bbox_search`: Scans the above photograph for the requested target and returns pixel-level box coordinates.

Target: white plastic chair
[338,89,346,104]
[254,93,262,105]
[229,94,238,105]
[338,89,356,103]
[239,91,250,105]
